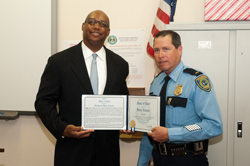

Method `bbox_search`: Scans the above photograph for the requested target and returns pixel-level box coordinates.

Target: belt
[149,136,207,156]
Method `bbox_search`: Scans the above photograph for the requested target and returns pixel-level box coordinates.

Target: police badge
[174,84,183,96]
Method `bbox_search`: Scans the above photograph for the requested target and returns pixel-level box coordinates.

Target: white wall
[0,1,205,165]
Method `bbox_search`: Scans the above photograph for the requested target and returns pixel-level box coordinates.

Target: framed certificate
[127,95,160,132]
[81,95,160,132]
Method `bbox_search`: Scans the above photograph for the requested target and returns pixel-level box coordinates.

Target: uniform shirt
[82,41,107,94]
[137,61,223,166]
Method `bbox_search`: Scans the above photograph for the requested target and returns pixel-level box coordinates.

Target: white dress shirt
[81,41,107,94]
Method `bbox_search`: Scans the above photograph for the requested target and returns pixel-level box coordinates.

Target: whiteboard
[0,0,53,113]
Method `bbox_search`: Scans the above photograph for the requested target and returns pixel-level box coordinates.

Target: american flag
[147,0,177,58]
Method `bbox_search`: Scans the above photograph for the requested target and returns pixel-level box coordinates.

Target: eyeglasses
[85,18,109,28]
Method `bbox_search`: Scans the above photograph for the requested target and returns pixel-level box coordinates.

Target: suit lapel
[70,42,93,94]
[70,44,119,95]
[104,48,119,94]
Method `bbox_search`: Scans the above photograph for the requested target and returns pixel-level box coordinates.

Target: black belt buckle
[158,143,168,155]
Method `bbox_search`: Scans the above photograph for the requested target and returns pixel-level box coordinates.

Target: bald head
[85,10,110,28]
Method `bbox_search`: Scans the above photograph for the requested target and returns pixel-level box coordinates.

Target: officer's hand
[63,124,94,139]
[147,126,169,143]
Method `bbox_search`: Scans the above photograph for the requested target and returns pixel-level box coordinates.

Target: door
[234,30,250,166]
[176,30,229,166]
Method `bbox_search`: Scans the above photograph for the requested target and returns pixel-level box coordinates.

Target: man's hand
[147,126,169,143]
[63,125,94,139]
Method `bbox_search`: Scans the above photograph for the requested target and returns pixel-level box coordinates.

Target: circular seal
[130,120,136,128]
[107,35,117,45]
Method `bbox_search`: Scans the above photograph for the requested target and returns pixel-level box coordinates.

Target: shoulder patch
[195,75,211,92]
[183,68,203,76]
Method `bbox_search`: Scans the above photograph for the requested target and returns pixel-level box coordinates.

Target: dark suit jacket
[35,42,129,166]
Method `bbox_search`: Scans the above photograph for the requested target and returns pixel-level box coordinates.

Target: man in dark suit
[35,10,129,166]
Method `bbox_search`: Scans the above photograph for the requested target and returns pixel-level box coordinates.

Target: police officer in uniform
[137,30,223,166]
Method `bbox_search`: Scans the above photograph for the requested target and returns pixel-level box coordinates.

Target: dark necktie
[160,76,170,126]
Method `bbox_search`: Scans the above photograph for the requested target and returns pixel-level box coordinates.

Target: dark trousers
[152,149,209,166]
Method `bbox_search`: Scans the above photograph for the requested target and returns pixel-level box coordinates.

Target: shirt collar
[159,61,184,83]
[81,41,105,60]
[169,61,184,83]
